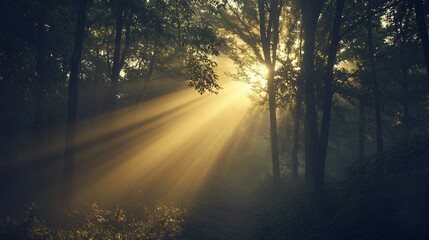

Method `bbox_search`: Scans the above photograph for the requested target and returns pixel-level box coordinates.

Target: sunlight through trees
[1,0,429,239]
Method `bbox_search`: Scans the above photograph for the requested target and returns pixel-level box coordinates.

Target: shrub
[1,202,184,240]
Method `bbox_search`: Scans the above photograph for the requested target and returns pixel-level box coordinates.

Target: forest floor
[2,137,429,240]
[183,136,429,240]
[182,178,261,240]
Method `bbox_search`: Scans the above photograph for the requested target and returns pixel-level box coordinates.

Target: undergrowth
[2,136,428,240]
[252,135,429,240]
[0,202,184,240]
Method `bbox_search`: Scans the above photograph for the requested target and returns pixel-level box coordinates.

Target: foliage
[0,202,184,240]
[185,24,225,94]
[186,51,221,94]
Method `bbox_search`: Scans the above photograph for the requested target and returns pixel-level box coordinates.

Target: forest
[1,0,429,239]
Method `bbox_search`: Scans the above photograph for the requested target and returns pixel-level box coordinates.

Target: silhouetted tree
[367,0,384,164]
[33,0,47,143]
[411,0,429,79]
[258,0,283,186]
[103,0,132,113]
[316,0,346,191]
[62,0,90,206]
[299,0,324,189]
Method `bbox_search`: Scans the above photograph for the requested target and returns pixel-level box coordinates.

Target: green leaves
[188,25,224,56]
[186,51,221,94]
[183,23,225,94]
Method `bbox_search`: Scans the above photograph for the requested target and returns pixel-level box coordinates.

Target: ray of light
[73,81,255,203]
[7,57,271,208]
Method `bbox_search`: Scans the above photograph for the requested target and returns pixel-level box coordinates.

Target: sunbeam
[7,57,271,209]
[74,81,255,202]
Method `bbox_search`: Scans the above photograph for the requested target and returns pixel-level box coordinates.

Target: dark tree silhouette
[316,0,346,191]
[33,1,47,143]
[300,0,324,189]
[61,0,90,206]
[103,0,131,113]
[411,0,429,79]
[367,0,384,164]
[258,0,283,187]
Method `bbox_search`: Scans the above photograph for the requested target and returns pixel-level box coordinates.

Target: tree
[33,0,47,143]
[103,0,132,113]
[299,0,324,188]
[192,0,285,185]
[291,24,304,182]
[61,0,90,206]
[393,1,412,142]
[316,0,346,190]
[411,0,429,79]
[367,0,384,163]
[258,0,283,186]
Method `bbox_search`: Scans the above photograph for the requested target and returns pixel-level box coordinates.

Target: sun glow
[248,63,268,85]
[241,63,268,93]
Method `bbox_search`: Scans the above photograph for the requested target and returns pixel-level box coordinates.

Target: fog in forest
[2,57,273,213]
[1,0,429,239]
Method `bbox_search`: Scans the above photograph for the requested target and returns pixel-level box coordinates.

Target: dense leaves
[0,202,184,240]
[187,52,221,94]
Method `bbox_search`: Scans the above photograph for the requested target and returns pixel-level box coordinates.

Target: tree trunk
[358,90,365,162]
[292,25,304,183]
[300,0,323,188]
[268,68,280,186]
[104,4,131,113]
[367,0,383,163]
[412,0,429,79]
[398,6,412,142]
[33,2,46,143]
[61,0,89,207]
[292,81,302,182]
[104,6,124,113]
[373,79,383,161]
[399,40,411,142]
[394,3,412,142]
[258,0,282,187]
[316,0,345,191]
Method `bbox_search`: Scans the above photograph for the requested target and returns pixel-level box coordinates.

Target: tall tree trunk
[292,25,304,183]
[412,0,429,79]
[33,1,46,143]
[398,6,412,142]
[104,4,131,113]
[367,0,383,163]
[90,47,102,116]
[292,80,302,182]
[104,6,124,113]
[358,89,366,161]
[394,3,412,142]
[399,40,411,142]
[300,0,323,188]
[175,0,185,65]
[316,0,345,191]
[258,0,282,187]
[61,0,89,207]
[373,79,383,162]
[267,68,280,186]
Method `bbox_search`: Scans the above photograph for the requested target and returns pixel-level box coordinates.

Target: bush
[1,202,184,240]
